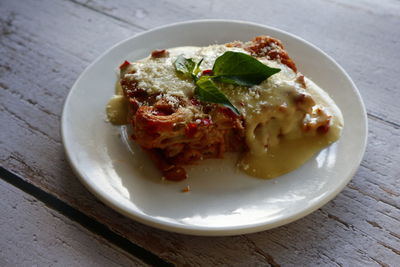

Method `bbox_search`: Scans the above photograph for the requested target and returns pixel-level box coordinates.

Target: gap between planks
[67,0,147,30]
[0,166,174,267]
[367,113,400,129]
[1,0,399,264]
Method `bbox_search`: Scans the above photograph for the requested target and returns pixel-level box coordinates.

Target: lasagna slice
[108,36,343,181]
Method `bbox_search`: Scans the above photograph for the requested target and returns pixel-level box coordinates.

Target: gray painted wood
[0,179,146,267]
[0,0,399,265]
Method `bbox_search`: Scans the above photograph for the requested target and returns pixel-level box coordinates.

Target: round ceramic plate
[61,20,367,236]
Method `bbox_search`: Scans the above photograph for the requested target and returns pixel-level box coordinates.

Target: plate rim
[61,19,368,236]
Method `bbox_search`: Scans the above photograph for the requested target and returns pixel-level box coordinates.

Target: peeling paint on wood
[0,179,146,266]
[0,0,399,265]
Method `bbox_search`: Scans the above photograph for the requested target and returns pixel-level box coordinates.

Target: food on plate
[106,36,343,181]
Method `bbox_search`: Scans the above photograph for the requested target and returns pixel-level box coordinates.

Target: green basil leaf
[192,58,203,81]
[212,51,280,86]
[174,55,196,79]
[173,55,204,82]
[195,76,240,115]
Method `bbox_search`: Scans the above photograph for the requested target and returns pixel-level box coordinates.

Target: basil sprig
[212,51,281,86]
[174,55,203,81]
[173,51,281,115]
[195,76,240,115]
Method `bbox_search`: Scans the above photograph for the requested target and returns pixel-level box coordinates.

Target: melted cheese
[106,81,129,125]
[107,44,343,179]
[237,77,343,178]
[127,45,246,97]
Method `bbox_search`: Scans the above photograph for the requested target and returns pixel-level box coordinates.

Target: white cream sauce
[106,82,129,125]
[238,77,343,178]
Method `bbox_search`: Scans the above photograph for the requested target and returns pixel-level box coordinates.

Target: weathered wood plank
[1,0,399,266]
[74,0,400,126]
[0,178,146,267]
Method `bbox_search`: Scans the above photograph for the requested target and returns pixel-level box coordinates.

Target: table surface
[1,0,399,266]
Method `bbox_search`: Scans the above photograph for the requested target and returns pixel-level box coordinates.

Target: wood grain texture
[0,179,146,267]
[1,0,399,265]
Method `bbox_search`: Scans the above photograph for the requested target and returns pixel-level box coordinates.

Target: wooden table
[1,0,399,265]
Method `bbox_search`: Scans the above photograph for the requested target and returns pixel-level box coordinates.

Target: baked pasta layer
[107,36,343,180]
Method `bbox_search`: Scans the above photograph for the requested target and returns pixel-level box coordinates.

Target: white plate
[61,20,367,236]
